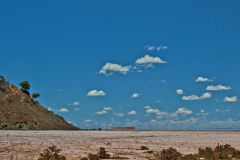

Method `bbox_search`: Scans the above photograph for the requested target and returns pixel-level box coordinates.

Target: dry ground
[0,130,240,160]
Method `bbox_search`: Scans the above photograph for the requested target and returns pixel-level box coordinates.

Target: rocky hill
[0,76,78,130]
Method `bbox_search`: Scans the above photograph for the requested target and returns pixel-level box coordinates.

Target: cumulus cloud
[96,107,112,115]
[87,90,106,96]
[74,108,80,111]
[182,92,211,101]
[144,105,151,109]
[146,108,160,114]
[85,119,91,122]
[182,95,199,100]
[99,63,131,75]
[146,108,168,116]
[114,113,125,117]
[176,89,183,95]
[201,92,212,99]
[145,107,192,118]
[206,85,231,91]
[197,110,209,116]
[73,101,80,106]
[127,110,137,115]
[104,107,112,110]
[156,46,168,51]
[224,96,238,102]
[150,119,156,123]
[146,46,155,51]
[146,45,168,51]
[67,101,80,106]
[131,93,140,98]
[175,108,192,115]
[96,110,107,115]
[195,76,213,82]
[135,55,167,65]
[59,108,69,112]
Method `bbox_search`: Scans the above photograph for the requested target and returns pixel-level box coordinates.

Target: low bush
[98,147,110,159]
[88,153,99,160]
[151,144,240,160]
[38,145,66,160]
[140,146,149,150]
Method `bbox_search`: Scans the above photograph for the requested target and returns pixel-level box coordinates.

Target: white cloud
[96,110,107,115]
[87,90,106,96]
[73,101,80,106]
[131,93,140,98]
[104,107,112,110]
[99,63,131,75]
[85,119,91,122]
[146,45,167,51]
[182,92,211,101]
[74,108,80,111]
[150,119,156,123]
[224,96,238,102]
[147,46,155,51]
[67,101,80,106]
[127,110,137,115]
[201,92,212,99]
[59,108,69,112]
[96,107,112,115]
[144,105,151,109]
[176,89,183,95]
[114,113,125,117]
[156,46,168,51]
[135,55,167,65]
[206,84,231,91]
[195,76,213,82]
[146,108,168,116]
[175,108,192,115]
[146,108,160,114]
[182,95,199,100]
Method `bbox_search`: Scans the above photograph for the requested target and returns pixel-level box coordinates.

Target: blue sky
[1,0,240,129]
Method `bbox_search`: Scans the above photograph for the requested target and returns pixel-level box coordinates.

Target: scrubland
[1,131,240,159]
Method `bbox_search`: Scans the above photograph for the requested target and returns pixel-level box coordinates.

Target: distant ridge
[0,76,78,130]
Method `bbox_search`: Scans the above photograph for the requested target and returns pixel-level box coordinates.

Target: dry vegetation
[1,131,240,159]
[37,144,240,160]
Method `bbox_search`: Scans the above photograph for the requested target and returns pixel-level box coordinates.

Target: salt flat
[0,130,240,160]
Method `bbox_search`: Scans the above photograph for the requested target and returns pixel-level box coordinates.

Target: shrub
[38,145,66,160]
[181,154,197,160]
[98,147,110,159]
[88,153,99,160]
[152,147,181,160]
[140,146,149,150]
[144,150,154,154]
[161,147,181,160]
[151,144,240,160]
[32,93,40,99]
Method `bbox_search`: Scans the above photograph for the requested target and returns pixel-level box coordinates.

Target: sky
[1,0,240,130]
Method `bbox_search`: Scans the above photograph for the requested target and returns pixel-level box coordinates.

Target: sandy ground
[0,130,240,160]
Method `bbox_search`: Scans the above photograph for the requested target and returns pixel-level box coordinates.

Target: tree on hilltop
[19,81,30,95]
[32,93,40,100]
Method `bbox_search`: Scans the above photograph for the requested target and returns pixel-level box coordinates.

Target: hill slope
[0,77,78,130]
